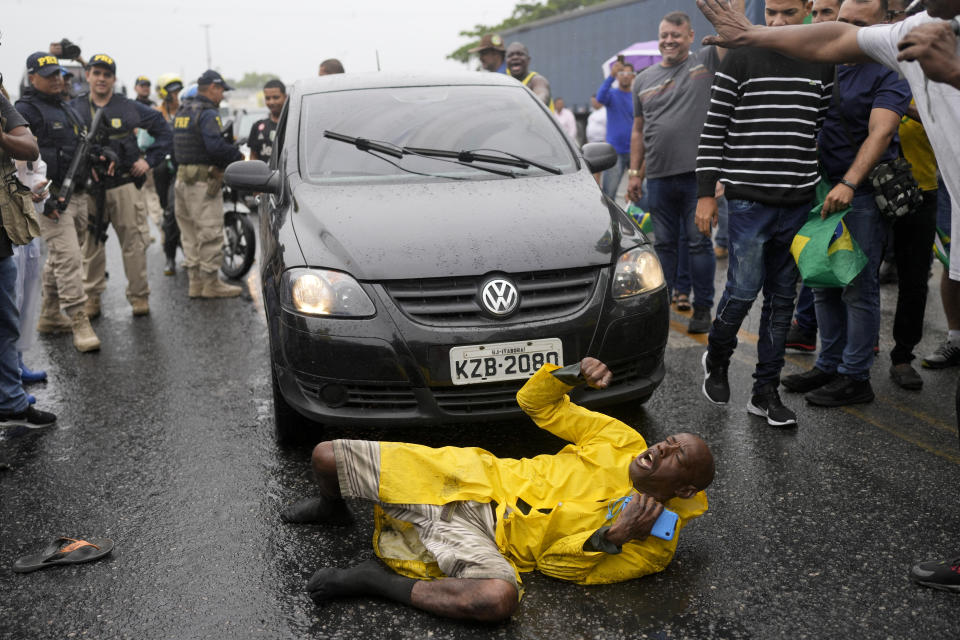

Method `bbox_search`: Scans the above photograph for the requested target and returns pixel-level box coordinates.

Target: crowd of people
[1,0,959,623]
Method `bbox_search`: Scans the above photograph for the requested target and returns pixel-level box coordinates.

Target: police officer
[15,52,100,352]
[172,70,244,298]
[154,74,184,276]
[71,53,172,318]
[247,79,286,165]
[134,76,154,106]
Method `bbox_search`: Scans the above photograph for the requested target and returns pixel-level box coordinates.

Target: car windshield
[300,84,577,184]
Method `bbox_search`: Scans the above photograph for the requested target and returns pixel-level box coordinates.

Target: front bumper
[270,270,669,427]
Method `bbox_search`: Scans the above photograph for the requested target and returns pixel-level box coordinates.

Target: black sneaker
[910,556,960,592]
[747,385,797,427]
[688,306,712,334]
[782,366,837,393]
[890,363,923,390]
[0,406,57,429]
[785,322,817,352]
[921,339,960,369]
[701,351,729,405]
[804,375,874,407]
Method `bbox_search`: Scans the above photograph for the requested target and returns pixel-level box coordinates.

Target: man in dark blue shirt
[596,60,635,199]
[173,70,244,299]
[71,53,172,319]
[781,0,911,407]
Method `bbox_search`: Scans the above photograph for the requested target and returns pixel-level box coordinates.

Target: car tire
[221,210,256,280]
[271,365,319,446]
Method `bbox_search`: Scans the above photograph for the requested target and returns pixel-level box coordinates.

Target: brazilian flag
[934,226,950,269]
[626,203,654,234]
[790,203,868,288]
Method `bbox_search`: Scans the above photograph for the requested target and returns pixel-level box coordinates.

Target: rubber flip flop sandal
[675,294,692,311]
[13,537,114,573]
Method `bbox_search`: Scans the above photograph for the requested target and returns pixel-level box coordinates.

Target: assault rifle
[43,105,112,220]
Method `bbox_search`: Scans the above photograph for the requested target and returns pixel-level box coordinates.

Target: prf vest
[172,97,217,166]
[15,92,83,187]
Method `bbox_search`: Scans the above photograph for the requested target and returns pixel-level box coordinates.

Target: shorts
[333,439,518,590]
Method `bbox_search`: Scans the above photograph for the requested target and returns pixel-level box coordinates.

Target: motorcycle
[221,180,257,279]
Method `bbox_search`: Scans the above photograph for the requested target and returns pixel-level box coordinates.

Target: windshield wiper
[324,131,562,177]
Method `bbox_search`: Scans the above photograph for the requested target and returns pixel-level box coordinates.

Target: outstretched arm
[696,0,871,64]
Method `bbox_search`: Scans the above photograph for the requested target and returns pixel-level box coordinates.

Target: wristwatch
[839,178,858,191]
[627,169,642,177]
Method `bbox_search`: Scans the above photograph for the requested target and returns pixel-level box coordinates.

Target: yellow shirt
[899,103,938,192]
[373,364,709,586]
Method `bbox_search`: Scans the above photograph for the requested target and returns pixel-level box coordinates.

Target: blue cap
[196,69,233,90]
[87,53,117,74]
[26,52,63,77]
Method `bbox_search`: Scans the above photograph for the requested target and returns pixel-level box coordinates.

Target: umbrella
[601,41,662,78]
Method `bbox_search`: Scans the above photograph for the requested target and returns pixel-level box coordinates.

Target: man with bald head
[284,357,715,621]
[505,42,553,109]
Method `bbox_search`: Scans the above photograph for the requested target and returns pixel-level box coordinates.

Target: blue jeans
[0,256,28,413]
[794,285,817,333]
[708,199,809,392]
[601,153,631,200]
[676,227,691,296]
[647,172,716,309]
[715,195,729,249]
[813,194,886,380]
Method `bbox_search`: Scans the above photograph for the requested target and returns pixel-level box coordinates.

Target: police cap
[196,69,234,91]
[136,75,151,86]
[87,53,117,74]
[26,52,64,77]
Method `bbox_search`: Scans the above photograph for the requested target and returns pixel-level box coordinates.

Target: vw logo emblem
[480,277,519,317]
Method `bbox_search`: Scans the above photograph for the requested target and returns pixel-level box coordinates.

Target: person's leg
[281,440,352,523]
[923,180,960,367]
[835,195,885,381]
[109,183,150,306]
[752,202,807,393]
[715,194,729,254]
[601,155,627,200]
[81,192,108,310]
[646,177,681,297]
[680,173,716,333]
[890,189,937,379]
[794,286,818,333]
[813,287,845,372]
[0,257,28,415]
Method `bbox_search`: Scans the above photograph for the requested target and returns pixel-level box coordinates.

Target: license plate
[449,338,564,385]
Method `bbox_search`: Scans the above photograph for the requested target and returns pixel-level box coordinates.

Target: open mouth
[636,448,656,471]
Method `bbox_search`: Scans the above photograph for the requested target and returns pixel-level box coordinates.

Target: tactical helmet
[156,72,184,100]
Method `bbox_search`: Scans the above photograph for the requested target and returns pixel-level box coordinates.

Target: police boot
[84,295,101,320]
[37,297,72,334]
[71,310,101,353]
[187,267,204,298]
[130,297,150,317]
[200,272,243,298]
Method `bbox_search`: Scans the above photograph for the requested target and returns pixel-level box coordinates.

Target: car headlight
[282,268,376,317]
[611,247,664,299]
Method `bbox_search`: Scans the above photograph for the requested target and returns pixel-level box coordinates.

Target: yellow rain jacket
[372,363,709,588]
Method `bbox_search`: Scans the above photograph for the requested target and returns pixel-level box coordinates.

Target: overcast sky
[2,0,521,97]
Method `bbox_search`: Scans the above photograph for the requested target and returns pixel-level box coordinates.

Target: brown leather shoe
[130,297,150,316]
[71,310,101,352]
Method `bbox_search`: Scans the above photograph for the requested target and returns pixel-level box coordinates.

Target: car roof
[294,71,522,94]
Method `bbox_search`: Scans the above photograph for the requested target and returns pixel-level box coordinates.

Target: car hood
[290,172,634,280]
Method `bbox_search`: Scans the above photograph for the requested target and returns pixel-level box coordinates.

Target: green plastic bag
[625,203,653,234]
[790,202,868,288]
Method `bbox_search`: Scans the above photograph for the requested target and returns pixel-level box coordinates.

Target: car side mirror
[224,160,280,195]
[582,142,618,174]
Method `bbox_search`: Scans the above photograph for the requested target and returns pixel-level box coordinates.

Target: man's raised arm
[696,0,871,63]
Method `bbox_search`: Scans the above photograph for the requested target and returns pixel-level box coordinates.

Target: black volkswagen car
[225,72,669,443]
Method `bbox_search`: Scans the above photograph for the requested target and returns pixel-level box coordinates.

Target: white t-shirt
[586,107,607,144]
[554,107,578,140]
[858,13,960,278]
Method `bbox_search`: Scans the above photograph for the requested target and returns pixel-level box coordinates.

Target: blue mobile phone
[650,508,679,540]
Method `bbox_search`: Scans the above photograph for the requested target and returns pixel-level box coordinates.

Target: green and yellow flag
[790,203,867,288]
[626,203,654,234]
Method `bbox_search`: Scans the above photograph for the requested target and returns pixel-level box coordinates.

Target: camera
[60,38,81,60]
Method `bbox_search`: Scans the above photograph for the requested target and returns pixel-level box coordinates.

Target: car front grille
[433,381,524,415]
[297,379,418,411]
[382,266,600,326]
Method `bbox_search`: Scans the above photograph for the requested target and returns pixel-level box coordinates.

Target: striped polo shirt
[695,47,834,207]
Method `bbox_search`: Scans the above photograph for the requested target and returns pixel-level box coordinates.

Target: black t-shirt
[247,117,277,164]
[0,95,30,258]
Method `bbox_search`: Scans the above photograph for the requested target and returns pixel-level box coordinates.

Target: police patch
[111,118,122,129]
[51,121,64,130]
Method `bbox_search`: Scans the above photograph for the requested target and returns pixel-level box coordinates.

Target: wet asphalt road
[2,224,960,639]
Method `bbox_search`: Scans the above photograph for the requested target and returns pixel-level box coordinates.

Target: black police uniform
[247,117,277,165]
[15,89,85,192]
[173,95,242,168]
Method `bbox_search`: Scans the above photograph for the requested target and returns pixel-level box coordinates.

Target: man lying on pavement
[281,357,715,622]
